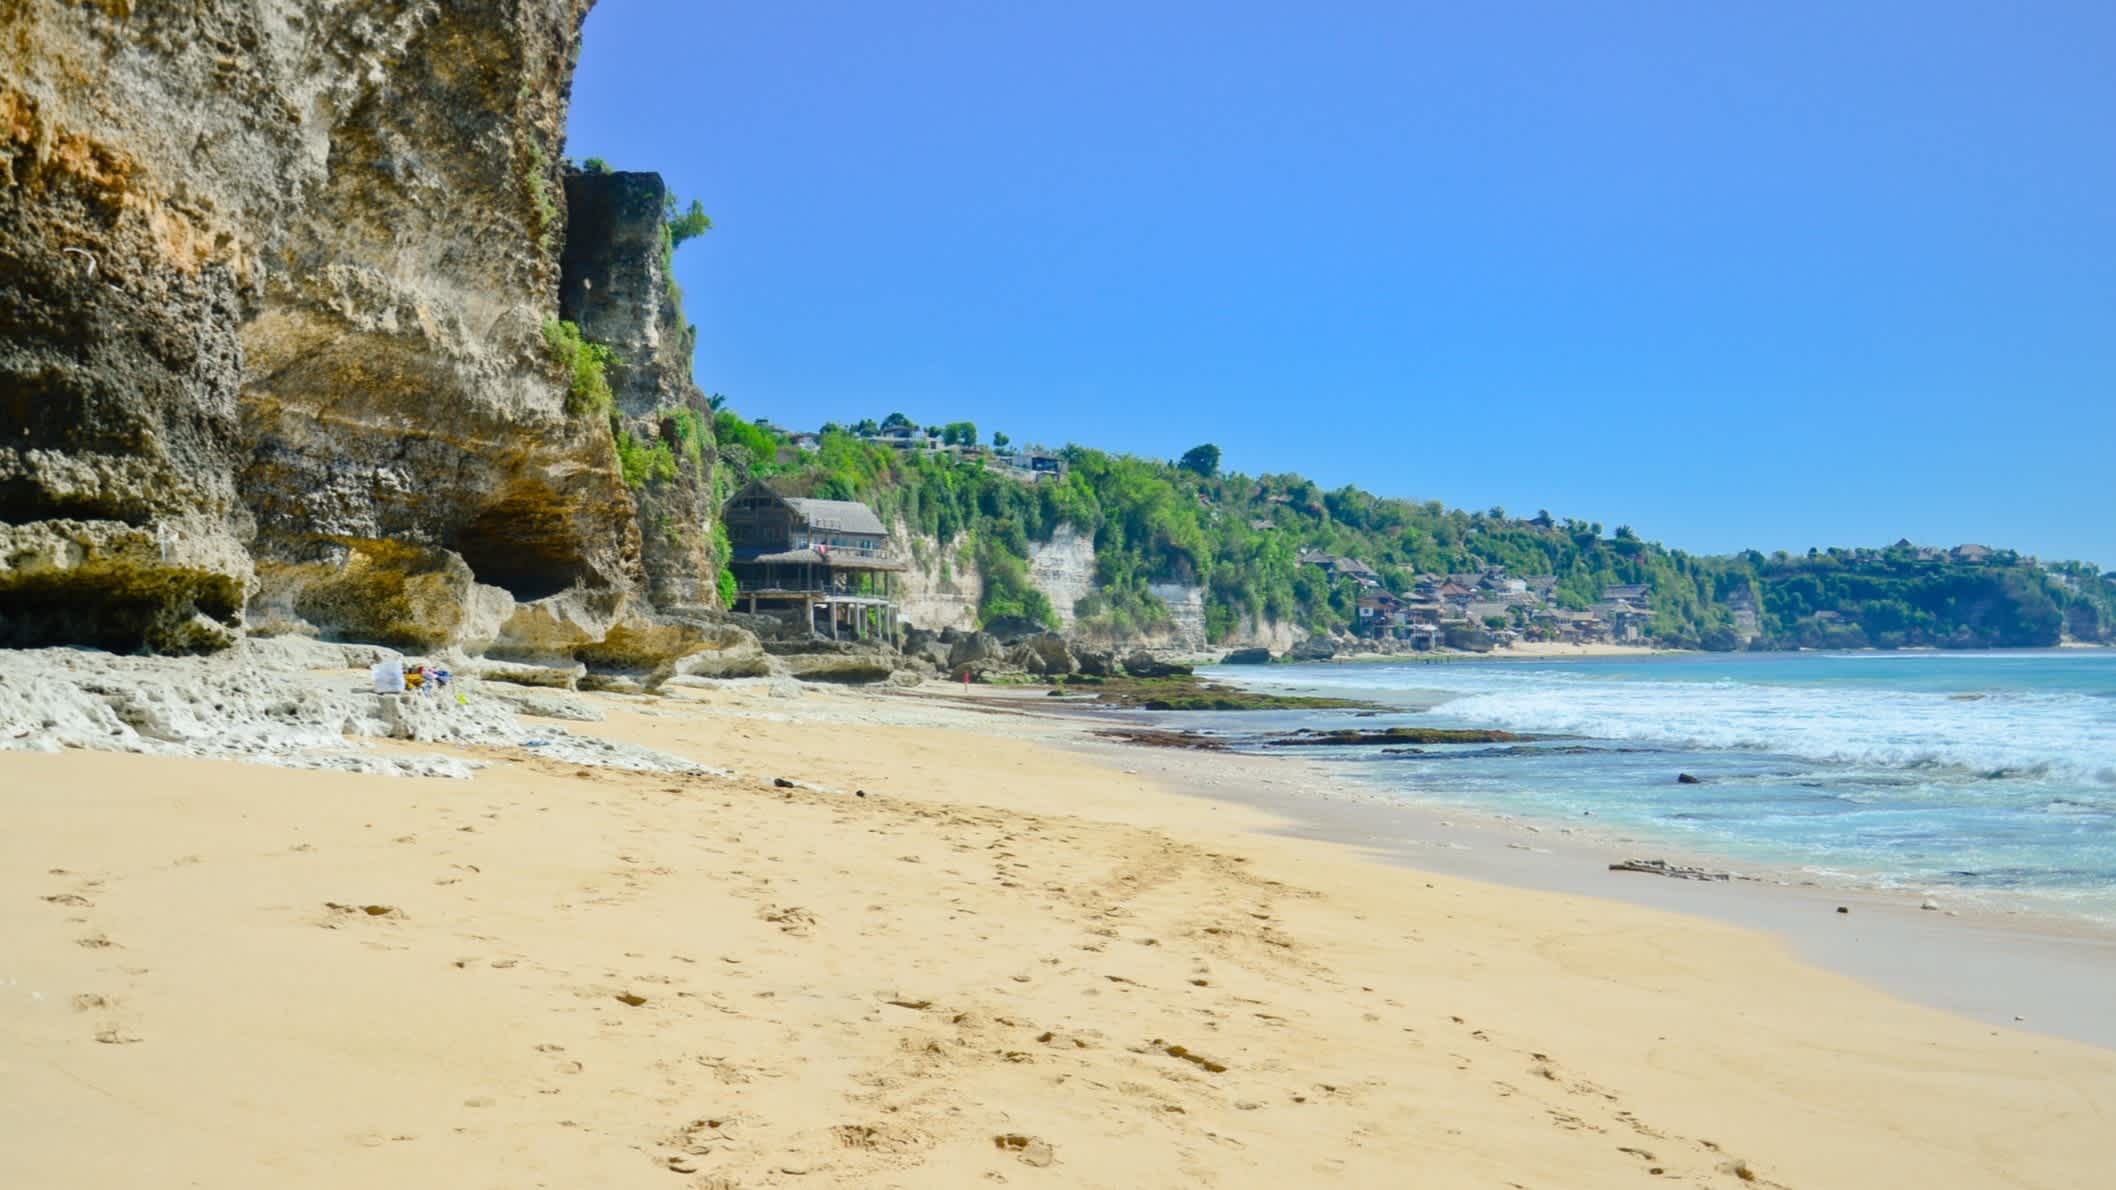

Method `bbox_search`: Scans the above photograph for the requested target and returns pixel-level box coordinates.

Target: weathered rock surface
[1286,635,1338,663]
[1026,524,1096,631]
[1263,727,1524,747]
[249,540,512,652]
[1608,858,1732,882]
[1074,647,1118,677]
[900,626,954,671]
[1123,651,1193,679]
[455,656,586,691]
[947,632,1003,672]
[1220,647,1274,665]
[763,638,905,685]
[668,621,772,680]
[0,641,700,776]
[1017,632,1078,676]
[1,520,247,651]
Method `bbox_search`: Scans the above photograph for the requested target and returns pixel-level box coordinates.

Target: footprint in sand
[992,1133,1056,1167]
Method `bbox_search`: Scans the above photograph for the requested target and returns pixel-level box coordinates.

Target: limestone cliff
[893,518,1249,654]
[558,168,717,615]
[1027,524,1097,630]
[2,0,722,659]
[893,526,981,631]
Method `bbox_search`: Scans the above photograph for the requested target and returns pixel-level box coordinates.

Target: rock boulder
[1123,651,1193,679]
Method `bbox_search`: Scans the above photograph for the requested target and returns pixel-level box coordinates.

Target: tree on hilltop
[1179,443,1221,478]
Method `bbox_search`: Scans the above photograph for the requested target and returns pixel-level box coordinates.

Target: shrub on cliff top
[540,319,615,416]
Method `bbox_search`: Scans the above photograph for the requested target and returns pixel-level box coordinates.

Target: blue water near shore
[1206,651,2116,924]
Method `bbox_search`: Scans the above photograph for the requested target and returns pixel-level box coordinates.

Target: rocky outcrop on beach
[0,639,706,776]
[1607,858,1733,882]
[759,637,918,685]
[1286,635,1339,663]
[1,1,726,673]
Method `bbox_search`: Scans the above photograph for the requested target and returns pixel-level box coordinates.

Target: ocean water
[1204,651,2116,924]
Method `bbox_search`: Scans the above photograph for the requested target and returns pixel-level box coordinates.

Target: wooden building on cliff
[721,480,905,640]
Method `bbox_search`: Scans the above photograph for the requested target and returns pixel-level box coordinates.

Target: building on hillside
[1356,590,1441,650]
[1952,544,1994,563]
[1464,599,1512,625]
[787,431,822,451]
[1436,580,1478,613]
[1597,601,1654,642]
[1355,590,1399,631]
[1543,607,1609,643]
[996,450,1066,484]
[1299,552,1384,590]
[1335,558,1382,589]
[1601,582,1652,604]
[721,480,905,641]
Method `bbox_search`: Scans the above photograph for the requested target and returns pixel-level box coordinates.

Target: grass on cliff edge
[1048,674,1378,712]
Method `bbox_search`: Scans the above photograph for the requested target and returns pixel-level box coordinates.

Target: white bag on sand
[370,658,405,694]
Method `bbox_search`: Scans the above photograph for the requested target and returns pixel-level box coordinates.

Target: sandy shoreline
[7,674,2116,1187]
[1045,707,2116,1049]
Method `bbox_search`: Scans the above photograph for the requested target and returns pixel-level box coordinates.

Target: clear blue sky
[568,1,2115,567]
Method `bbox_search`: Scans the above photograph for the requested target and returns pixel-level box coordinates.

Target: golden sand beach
[6,678,2115,1189]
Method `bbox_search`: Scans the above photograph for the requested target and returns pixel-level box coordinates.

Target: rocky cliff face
[1027,523,1096,630]
[893,527,981,631]
[892,519,1247,654]
[559,169,717,615]
[3,1,722,659]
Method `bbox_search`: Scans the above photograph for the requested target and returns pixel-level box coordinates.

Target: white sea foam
[1220,659,2116,786]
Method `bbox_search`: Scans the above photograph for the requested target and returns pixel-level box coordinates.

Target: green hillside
[700,412,2114,651]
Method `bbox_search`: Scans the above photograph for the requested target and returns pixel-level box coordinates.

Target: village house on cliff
[721,481,905,641]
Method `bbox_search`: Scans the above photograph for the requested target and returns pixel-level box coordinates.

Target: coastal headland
[6,660,2114,1189]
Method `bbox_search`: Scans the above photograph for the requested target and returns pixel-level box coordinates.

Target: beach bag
[370,657,405,694]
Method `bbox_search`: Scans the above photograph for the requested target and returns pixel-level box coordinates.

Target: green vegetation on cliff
[704,412,2114,649]
[539,318,614,416]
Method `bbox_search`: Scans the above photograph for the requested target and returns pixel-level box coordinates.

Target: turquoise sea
[1204,651,2116,925]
